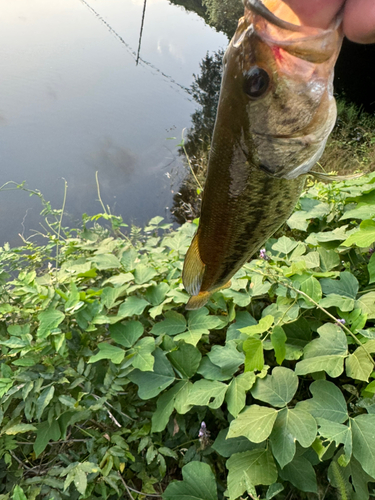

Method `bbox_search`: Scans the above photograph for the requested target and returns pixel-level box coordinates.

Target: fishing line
[79,0,192,98]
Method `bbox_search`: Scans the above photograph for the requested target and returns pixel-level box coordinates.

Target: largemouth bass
[182,0,343,310]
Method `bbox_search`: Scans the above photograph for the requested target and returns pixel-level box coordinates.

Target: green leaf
[228,405,278,443]
[212,428,258,457]
[128,348,175,399]
[318,247,341,272]
[272,236,299,255]
[167,342,201,379]
[243,338,264,372]
[226,311,257,341]
[240,315,274,336]
[226,372,256,417]
[269,408,317,468]
[12,486,28,500]
[187,380,227,409]
[89,253,121,270]
[117,296,149,317]
[174,380,193,414]
[266,483,284,500]
[356,291,375,319]
[88,343,125,364]
[299,275,322,304]
[187,307,223,333]
[351,414,375,477]
[346,345,373,382]
[271,326,286,365]
[368,253,375,284]
[162,461,218,500]
[134,264,158,284]
[34,420,61,457]
[279,456,317,493]
[151,311,187,336]
[319,294,355,312]
[65,282,81,312]
[226,449,277,499]
[296,380,348,423]
[151,383,182,433]
[251,367,298,408]
[295,323,348,377]
[328,455,375,500]
[3,423,37,435]
[101,285,128,309]
[145,283,170,305]
[37,308,65,338]
[131,337,155,371]
[207,342,244,374]
[320,272,359,299]
[36,386,55,420]
[343,219,375,247]
[109,320,144,348]
[318,419,352,458]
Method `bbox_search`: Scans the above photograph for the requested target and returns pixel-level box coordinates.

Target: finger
[343,0,375,43]
[282,0,344,28]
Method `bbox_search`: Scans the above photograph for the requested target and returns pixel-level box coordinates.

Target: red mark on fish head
[272,46,284,62]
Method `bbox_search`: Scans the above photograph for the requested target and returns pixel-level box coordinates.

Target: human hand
[283,0,375,43]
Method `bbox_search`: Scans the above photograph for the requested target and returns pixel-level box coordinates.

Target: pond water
[0,0,227,246]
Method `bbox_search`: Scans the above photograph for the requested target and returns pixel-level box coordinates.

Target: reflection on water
[0,0,227,245]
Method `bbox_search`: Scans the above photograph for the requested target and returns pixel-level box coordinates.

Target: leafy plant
[2,172,375,498]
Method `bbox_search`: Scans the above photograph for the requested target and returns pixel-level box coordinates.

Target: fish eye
[243,67,270,99]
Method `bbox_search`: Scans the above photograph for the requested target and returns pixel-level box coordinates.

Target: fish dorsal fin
[310,171,364,182]
[182,234,206,296]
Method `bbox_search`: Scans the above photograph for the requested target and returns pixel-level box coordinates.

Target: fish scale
[183,0,343,309]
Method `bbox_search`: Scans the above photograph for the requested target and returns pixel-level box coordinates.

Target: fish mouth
[243,0,343,33]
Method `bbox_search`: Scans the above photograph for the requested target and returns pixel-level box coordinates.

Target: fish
[182,0,343,310]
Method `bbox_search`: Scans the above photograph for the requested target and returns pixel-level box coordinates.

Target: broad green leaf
[168,342,202,379]
[34,420,61,457]
[37,308,65,338]
[295,323,348,377]
[226,372,256,417]
[174,380,193,414]
[174,329,206,346]
[318,418,352,459]
[266,483,284,500]
[162,461,218,500]
[65,282,81,312]
[207,342,244,373]
[109,320,144,348]
[320,272,359,299]
[356,291,375,319]
[212,428,258,457]
[117,296,149,317]
[299,275,322,304]
[197,357,234,381]
[120,248,137,271]
[228,405,277,443]
[151,311,187,336]
[88,343,125,364]
[291,251,320,269]
[221,289,251,307]
[319,294,355,312]
[318,247,340,272]
[351,414,375,478]
[243,338,264,372]
[3,423,37,435]
[279,456,317,493]
[272,236,298,255]
[226,449,277,499]
[328,455,375,500]
[145,282,170,305]
[240,315,274,336]
[128,348,175,399]
[271,326,286,365]
[101,285,128,309]
[283,317,311,360]
[269,408,317,468]
[151,383,182,433]
[187,379,227,409]
[251,367,298,408]
[369,253,375,284]
[89,253,121,270]
[296,380,348,423]
[36,386,55,420]
[346,345,373,382]
[187,307,222,333]
[134,264,157,284]
[343,219,375,247]
[131,337,155,371]
[226,311,257,341]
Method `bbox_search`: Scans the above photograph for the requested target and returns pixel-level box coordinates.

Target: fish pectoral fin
[182,234,206,296]
[310,171,364,182]
[186,291,212,310]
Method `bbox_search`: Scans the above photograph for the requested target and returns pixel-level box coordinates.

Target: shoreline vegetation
[2,167,375,498]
